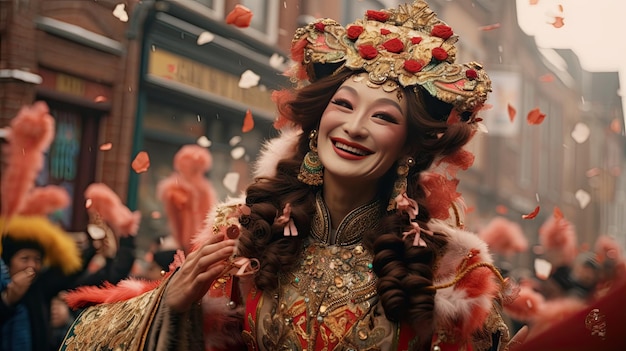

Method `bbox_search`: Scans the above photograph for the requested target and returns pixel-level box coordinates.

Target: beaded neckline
[310,191,384,246]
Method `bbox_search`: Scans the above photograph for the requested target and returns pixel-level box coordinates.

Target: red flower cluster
[347,25,364,40]
[366,10,389,22]
[382,38,404,53]
[380,28,391,35]
[431,24,454,39]
[314,22,325,32]
[358,45,378,59]
[404,59,424,73]
[432,47,448,61]
[411,36,423,44]
[466,69,478,80]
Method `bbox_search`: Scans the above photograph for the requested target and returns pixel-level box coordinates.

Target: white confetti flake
[223,172,240,194]
[575,189,591,209]
[196,136,212,148]
[112,4,129,22]
[229,136,242,146]
[571,122,590,144]
[231,146,245,160]
[534,258,552,280]
[269,53,285,69]
[197,31,215,45]
[238,70,261,89]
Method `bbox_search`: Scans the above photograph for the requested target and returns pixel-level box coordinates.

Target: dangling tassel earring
[387,156,415,211]
[298,130,324,185]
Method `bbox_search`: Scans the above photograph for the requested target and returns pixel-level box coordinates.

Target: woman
[63,1,512,350]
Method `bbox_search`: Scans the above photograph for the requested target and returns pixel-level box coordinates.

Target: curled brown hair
[237,69,475,347]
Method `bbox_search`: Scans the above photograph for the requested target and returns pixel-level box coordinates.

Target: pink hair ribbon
[276,203,298,236]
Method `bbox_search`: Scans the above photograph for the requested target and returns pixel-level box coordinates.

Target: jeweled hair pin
[290,0,491,121]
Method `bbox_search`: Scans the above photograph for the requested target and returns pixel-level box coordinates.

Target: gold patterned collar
[310,191,383,246]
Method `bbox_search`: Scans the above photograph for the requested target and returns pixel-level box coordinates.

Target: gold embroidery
[61,284,165,350]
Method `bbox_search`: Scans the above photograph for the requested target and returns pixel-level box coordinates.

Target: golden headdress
[290,0,491,121]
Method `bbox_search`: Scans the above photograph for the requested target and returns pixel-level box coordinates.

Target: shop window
[42,108,83,228]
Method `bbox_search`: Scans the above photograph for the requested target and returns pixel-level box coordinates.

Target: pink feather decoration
[157,145,216,252]
[19,185,70,216]
[84,183,141,236]
[420,172,461,220]
[478,217,529,257]
[539,216,578,266]
[1,102,55,218]
[65,278,160,309]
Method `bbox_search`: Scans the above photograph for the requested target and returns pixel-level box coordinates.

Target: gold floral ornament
[290,0,491,122]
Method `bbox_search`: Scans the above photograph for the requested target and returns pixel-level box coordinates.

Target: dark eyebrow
[337,86,403,113]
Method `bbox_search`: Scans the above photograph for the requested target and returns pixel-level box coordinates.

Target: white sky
[515,0,626,119]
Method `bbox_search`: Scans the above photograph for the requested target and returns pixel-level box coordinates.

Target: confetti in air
[225,4,253,28]
[534,258,552,280]
[478,23,501,31]
[223,172,240,193]
[522,206,540,219]
[571,122,590,143]
[229,136,242,146]
[238,70,261,89]
[197,31,215,45]
[112,4,129,22]
[131,151,150,173]
[231,146,245,160]
[507,104,517,122]
[242,109,254,133]
[99,143,113,151]
[197,136,212,148]
[269,54,286,69]
[526,108,546,125]
[575,189,591,209]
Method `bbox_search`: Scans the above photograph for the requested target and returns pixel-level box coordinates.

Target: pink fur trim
[85,183,141,236]
[429,220,500,339]
[252,127,301,179]
[420,172,461,220]
[539,216,578,266]
[1,102,55,218]
[191,196,246,250]
[65,278,160,309]
[19,185,70,216]
[478,216,529,257]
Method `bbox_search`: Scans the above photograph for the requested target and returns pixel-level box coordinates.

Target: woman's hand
[165,234,235,313]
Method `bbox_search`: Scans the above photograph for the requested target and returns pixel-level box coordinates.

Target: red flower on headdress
[366,10,389,22]
[411,36,423,44]
[314,22,326,32]
[380,28,391,35]
[382,38,404,53]
[466,69,478,80]
[431,24,454,39]
[346,25,364,40]
[432,47,448,61]
[404,59,424,73]
[358,44,378,59]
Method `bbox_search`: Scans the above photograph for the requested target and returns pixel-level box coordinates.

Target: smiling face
[317,73,408,187]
